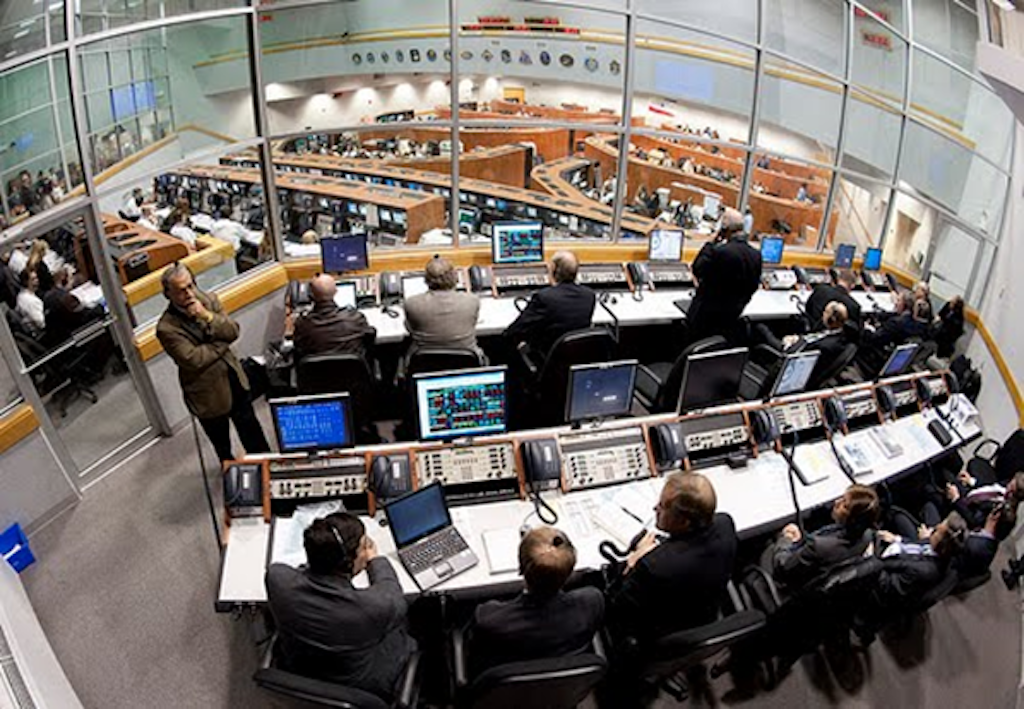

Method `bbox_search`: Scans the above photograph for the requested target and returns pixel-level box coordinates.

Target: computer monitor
[566,360,638,424]
[770,351,821,398]
[703,194,721,220]
[677,347,749,413]
[863,247,882,271]
[458,207,479,234]
[492,221,544,264]
[649,229,684,262]
[270,393,354,453]
[879,343,918,378]
[333,281,357,310]
[834,243,856,269]
[760,236,785,265]
[414,367,508,441]
[402,274,428,298]
[320,233,369,274]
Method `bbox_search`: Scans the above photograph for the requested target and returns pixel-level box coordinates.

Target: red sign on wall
[861,30,893,50]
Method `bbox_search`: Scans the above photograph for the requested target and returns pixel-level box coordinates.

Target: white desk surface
[218,399,978,606]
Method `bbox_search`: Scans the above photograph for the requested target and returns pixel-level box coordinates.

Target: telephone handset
[469,265,493,293]
[650,423,687,472]
[914,378,934,407]
[876,385,897,419]
[287,281,312,309]
[223,462,263,517]
[379,271,402,301]
[370,454,412,503]
[823,396,849,434]
[520,438,562,491]
[792,266,810,286]
[750,409,780,450]
[628,262,653,289]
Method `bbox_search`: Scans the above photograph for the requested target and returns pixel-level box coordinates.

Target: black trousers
[198,369,270,462]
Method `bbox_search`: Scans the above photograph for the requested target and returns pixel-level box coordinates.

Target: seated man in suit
[609,472,738,642]
[768,484,880,591]
[403,256,482,361]
[470,527,604,673]
[293,274,376,362]
[503,251,595,361]
[805,269,862,331]
[858,294,933,375]
[753,302,853,387]
[265,512,416,700]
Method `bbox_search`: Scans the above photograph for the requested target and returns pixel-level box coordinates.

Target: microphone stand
[598,291,621,343]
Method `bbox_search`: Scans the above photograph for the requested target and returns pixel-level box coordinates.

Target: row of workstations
[216,367,980,608]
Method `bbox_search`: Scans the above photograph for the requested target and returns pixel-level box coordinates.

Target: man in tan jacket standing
[157,263,269,461]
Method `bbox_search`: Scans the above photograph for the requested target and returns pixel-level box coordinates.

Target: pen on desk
[620,506,644,524]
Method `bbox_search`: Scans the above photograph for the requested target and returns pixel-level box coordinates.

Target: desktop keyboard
[401,527,469,574]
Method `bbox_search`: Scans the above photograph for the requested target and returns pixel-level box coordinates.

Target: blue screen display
[881,344,917,378]
[834,243,856,269]
[760,236,785,265]
[863,247,882,271]
[386,484,450,547]
[272,398,351,452]
[415,368,507,440]
[321,234,368,273]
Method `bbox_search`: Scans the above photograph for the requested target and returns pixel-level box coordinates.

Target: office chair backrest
[995,430,1024,484]
[253,667,389,709]
[406,347,484,379]
[466,653,607,709]
[656,336,729,413]
[807,342,857,390]
[297,354,375,412]
[536,328,617,422]
[638,609,767,681]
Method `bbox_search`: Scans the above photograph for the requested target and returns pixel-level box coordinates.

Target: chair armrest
[636,363,664,391]
[972,438,1001,464]
[395,651,421,709]
[751,343,784,366]
[258,633,276,670]
[517,341,539,378]
[741,564,783,611]
[452,625,470,690]
[725,580,744,613]
[591,631,608,661]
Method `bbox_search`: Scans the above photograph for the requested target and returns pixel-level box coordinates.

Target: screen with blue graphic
[834,243,856,269]
[271,395,353,452]
[386,483,451,547]
[492,222,544,264]
[863,247,882,271]
[415,368,507,440]
[321,233,368,273]
[568,360,638,423]
[760,236,785,265]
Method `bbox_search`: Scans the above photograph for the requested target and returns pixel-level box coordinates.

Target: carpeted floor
[19,418,1023,709]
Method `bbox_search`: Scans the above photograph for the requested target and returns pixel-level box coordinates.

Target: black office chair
[518,328,617,427]
[807,342,858,390]
[965,429,1024,486]
[451,628,607,709]
[634,336,728,414]
[253,635,421,709]
[406,347,485,380]
[296,353,381,443]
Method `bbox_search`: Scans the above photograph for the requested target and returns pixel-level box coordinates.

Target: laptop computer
[384,483,478,590]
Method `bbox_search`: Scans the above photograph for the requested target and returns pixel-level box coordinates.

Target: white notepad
[482,528,520,575]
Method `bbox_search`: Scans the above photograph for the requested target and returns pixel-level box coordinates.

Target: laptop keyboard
[402,528,468,574]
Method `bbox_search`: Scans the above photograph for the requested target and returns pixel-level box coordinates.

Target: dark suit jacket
[265,558,416,699]
[293,300,376,361]
[770,524,872,590]
[859,314,932,374]
[156,290,248,419]
[471,587,604,673]
[688,238,761,342]
[805,284,862,330]
[799,329,852,383]
[503,282,595,358]
[403,289,481,358]
[956,533,998,579]
[610,513,738,640]
[872,553,946,609]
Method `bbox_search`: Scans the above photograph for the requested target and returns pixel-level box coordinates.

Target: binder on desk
[482,528,520,575]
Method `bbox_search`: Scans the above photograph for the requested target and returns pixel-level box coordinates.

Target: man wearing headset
[685,207,762,345]
[469,526,604,673]
[265,512,416,701]
[157,263,269,461]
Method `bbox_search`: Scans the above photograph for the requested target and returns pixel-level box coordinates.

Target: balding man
[293,274,376,362]
[609,472,737,641]
[503,251,596,360]
[470,527,604,673]
[403,256,481,361]
[157,263,269,461]
[686,208,762,344]
[806,268,862,331]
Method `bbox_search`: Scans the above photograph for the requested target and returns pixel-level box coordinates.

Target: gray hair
[161,262,192,297]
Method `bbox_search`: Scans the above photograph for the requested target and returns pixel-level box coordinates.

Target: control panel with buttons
[771,400,823,434]
[559,426,652,492]
[416,443,516,486]
[267,456,367,500]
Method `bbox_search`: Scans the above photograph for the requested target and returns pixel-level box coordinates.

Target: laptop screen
[386,483,451,547]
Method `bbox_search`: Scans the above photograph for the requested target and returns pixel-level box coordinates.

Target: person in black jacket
[503,250,595,360]
[873,510,968,608]
[805,269,862,331]
[292,274,376,361]
[935,295,965,358]
[470,526,604,673]
[265,513,416,700]
[608,471,738,641]
[686,208,762,344]
[857,294,932,375]
[768,484,880,591]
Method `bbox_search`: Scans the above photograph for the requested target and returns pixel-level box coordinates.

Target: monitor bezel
[565,359,639,424]
[676,347,750,414]
[400,273,428,299]
[491,220,545,265]
[333,280,358,310]
[769,350,822,399]
[760,235,785,265]
[320,233,369,274]
[269,392,355,454]
[879,343,919,379]
[863,247,883,272]
[412,365,509,441]
[648,228,685,263]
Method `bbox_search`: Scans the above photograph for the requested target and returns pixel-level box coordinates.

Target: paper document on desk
[610,485,658,525]
[559,498,596,539]
[839,437,880,478]
[482,528,520,575]
[592,501,645,548]
[271,500,346,568]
